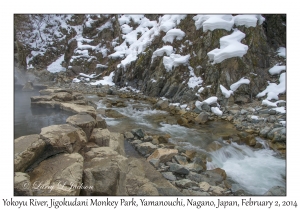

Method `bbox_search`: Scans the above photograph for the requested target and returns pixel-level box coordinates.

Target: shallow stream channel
[88,94,286,195]
[14,91,286,196]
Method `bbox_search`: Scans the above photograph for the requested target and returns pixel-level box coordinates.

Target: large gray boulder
[40,124,87,157]
[29,153,84,196]
[66,113,96,140]
[14,134,46,172]
[14,172,33,196]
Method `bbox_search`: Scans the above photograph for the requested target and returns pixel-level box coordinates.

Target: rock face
[14,134,46,172]
[147,148,178,163]
[29,153,84,196]
[40,124,87,156]
[14,172,33,196]
[66,113,96,139]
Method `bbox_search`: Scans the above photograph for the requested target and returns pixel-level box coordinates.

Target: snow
[193,15,234,32]
[277,47,286,58]
[187,66,203,88]
[272,107,286,114]
[251,115,259,120]
[220,85,233,98]
[207,29,248,64]
[262,99,286,107]
[230,77,250,91]
[257,73,286,100]
[163,54,190,72]
[159,15,187,32]
[195,96,218,110]
[211,107,223,116]
[234,15,265,27]
[90,72,115,86]
[72,78,81,83]
[47,55,66,73]
[121,24,133,34]
[269,65,286,75]
[198,87,204,93]
[162,28,185,43]
[109,15,160,69]
[96,64,108,68]
[152,46,173,59]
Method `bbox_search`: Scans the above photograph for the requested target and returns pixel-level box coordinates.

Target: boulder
[195,112,209,124]
[175,179,198,189]
[124,132,134,140]
[54,92,73,101]
[267,127,286,142]
[40,124,87,156]
[105,109,126,118]
[14,134,46,172]
[66,113,96,139]
[168,163,189,175]
[147,148,178,163]
[174,155,188,165]
[161,172,176,181]
[82,147,127,196]
[95,116,107,129]
[90,128,110,147]
[30,95,53,102]
[156,100,169,110]
[136,142,157,156]
[29,153,84,196]
[131,128,146,139]
[60,103,96,119]
[14,172,33,196]
[199,181,211,192]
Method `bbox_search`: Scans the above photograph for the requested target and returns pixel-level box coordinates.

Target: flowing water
[93,95,286,195]
[14,92,286,195]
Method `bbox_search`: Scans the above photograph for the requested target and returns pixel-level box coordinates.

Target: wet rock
[60,103,96,119]
[147,148,178,163]
[105,109,126,118]
[124,132,134,140]
[238,132,256,146]
[201,103,211,112]
[268,127,286,142]
[95,116,107,129]
[14,134,45,172]
[149,158,160,168]
[168,163,189,175]
[268,109,277,115]
[156,100,169,110]
[90,128,110,147]
[264,186,286,196]
[31,95,53,102]
[29,153,84,196]
[54,92,73,101]
[161,172,176,181]
[259,126,272,138]
[157,135,169,144]
[206,141,223,152]
[174,155,188,165]
[136,142,157,156]
[66,113,96,139]
[195,112,209,124]
[40,124,87,156]
[14,172,33,196]
[175,179,198,189]
[131,128,146,139]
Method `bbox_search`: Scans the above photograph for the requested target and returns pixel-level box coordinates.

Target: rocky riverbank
[14,83,286,196]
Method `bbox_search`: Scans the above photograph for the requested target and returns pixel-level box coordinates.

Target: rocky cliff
[14,14,286,106]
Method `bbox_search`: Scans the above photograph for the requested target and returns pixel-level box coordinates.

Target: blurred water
[14,90,73,139]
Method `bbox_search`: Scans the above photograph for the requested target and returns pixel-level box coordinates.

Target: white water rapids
[94,95,286,195]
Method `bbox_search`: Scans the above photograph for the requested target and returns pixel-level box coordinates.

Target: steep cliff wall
[14,14,286,106]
